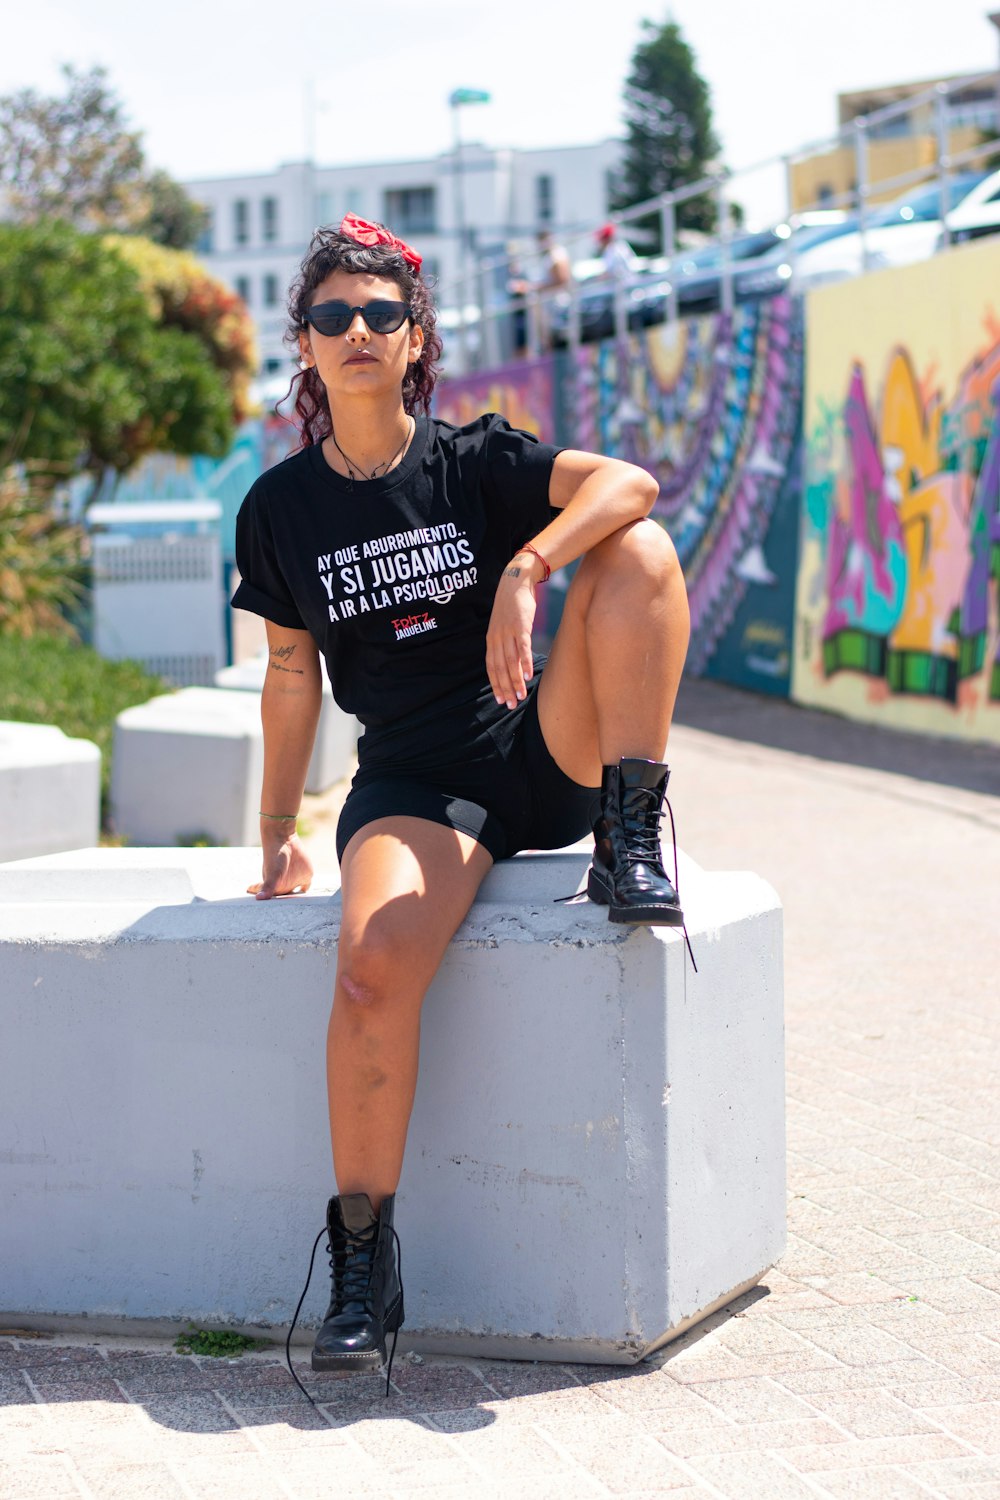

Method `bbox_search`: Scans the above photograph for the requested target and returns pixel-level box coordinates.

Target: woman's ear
[408,322,424,364]
[298,330,313,368]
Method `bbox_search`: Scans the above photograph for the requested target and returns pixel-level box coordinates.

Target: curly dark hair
[283,225,442,446]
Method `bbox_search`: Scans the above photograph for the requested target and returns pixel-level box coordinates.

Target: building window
[263,273,280,308]
[235,275,251,305]
[535,174,554,224]
[263,357,283,375]
[195,208,213,254]
[383,186,436,234]
[261,196,279,243]
[314,190,334,226]
[233,199,249,245]
[344,187,362,214]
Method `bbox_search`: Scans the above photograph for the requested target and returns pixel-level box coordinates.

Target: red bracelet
[517,542,551,583]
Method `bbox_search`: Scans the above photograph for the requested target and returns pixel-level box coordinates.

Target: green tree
[137,169,210,251]
[0,220,235,492]
[615,19,722,244]
[0,65,207,248]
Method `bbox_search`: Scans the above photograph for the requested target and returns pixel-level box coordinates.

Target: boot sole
[310,1295,404,1373]
[587,868,685,927]
[311,1346,384,1373]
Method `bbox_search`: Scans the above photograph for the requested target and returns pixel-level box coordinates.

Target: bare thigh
[337,816,494,993]
[535,566,603,788]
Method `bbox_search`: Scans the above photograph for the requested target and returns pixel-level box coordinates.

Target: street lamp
[448,87,490,371]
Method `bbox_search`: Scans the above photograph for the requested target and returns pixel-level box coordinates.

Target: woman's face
[298,269,423,405]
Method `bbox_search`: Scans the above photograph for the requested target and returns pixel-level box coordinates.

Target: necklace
[329,417,414,488]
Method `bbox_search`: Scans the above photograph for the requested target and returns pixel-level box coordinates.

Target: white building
[184,140,623,373]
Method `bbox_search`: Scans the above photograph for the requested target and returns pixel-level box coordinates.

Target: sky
[2,0,999,227]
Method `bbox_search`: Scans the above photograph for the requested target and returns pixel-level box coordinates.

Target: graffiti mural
[434,356,557,442]
[433,355,559,639]
[560,298,805,694]
[795,240,1000,742]
[434,313,804,690]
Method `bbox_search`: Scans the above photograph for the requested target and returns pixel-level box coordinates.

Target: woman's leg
[537,516,690,784]
[536,518,692,928]
[329,815,493,1206]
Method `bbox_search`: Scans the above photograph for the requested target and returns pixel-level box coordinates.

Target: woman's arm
[249,620,323,899]
[485,450,658,709]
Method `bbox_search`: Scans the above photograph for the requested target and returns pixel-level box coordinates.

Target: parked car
[637,213,851,318]
[773,171,989,291]
[937,166,1000,245]
[734,216,863,300]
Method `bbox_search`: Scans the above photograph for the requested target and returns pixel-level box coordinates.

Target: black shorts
[336,669,599,864]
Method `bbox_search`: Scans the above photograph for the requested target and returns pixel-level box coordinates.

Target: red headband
[339,213,423,273]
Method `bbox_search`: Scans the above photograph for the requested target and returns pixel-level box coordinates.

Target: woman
[232,215,692,1391]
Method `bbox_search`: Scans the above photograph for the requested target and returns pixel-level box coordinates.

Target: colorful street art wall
[562,300,805,695]
[434,311,805,694]
[434,356,557,442]
[796,237,1000,743]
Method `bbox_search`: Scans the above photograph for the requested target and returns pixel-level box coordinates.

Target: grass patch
[174,1325,270,1358]
[0,631,167,821]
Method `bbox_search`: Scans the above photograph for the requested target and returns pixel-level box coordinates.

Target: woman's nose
[346,312,370,343]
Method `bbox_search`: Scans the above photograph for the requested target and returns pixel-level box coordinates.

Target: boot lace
[634,790,697,971]
[284,1219,404,1404]
[330,1219,379,1307]
[556,787,697,970]
[621,786,669,867]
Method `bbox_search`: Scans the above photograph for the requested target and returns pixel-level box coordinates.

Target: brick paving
[3,681,998,1498]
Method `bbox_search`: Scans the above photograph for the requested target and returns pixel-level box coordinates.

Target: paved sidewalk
[3,682,998,1499]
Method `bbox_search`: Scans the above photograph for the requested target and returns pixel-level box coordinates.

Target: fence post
[854,116,870,272]
[935,82,953,253]
[717,177,733,316]
[660,195,677,324]
[567,270,582,356]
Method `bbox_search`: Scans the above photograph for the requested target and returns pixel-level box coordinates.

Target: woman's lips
[345,353,377,365]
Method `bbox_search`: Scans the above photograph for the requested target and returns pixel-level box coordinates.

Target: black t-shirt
[232,413,561,737]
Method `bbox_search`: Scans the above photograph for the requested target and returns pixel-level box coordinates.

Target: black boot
[311,1193,404,1381]
[588,758,685,926]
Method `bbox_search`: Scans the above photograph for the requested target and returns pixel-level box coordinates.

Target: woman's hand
[486,554,542,710]
[248,828,314,900]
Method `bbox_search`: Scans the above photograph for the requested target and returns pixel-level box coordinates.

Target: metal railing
[436,69,1000,374]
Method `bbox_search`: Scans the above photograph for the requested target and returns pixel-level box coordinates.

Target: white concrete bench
[0,844,784,1363]
[110,688,265,847]
[0,720,100,862]
[214,655,358,795]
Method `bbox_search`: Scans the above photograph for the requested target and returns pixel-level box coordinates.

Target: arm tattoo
[502,565,522,579]
[268,643,304,675]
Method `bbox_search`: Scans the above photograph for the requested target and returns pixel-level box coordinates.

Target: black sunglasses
[304,299,412,337]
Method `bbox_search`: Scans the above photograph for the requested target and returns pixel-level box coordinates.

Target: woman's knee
[336,932,399,1013]
[580,517,681,592]
[335,919,429,1017]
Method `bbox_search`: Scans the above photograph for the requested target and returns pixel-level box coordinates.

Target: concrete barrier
[214,655,358,795]
[110,688,265,847]
[0,844,784,1363]
[0,720,100,862]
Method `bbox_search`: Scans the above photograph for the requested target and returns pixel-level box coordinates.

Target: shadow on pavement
[675,678,1000,799]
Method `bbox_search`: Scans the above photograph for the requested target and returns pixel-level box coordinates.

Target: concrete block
[109,688,264,848]
[0,720,100,862]
[0,844,785,1363]
[215,655,358,794]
